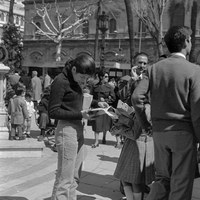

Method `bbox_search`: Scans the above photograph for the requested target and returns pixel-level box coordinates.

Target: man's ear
[71,66,76,74]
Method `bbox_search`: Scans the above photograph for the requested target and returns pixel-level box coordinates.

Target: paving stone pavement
[0,116,200,200]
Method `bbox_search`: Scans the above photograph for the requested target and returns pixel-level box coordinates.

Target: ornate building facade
[22,0,200,77]
[0,0,24,38]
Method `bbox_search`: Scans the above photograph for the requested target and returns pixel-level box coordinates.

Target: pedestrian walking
[132,25,200,200]
[31,70,42,105]
[44,71,52,89]
[48,54,95,200]
[90,71,116,148]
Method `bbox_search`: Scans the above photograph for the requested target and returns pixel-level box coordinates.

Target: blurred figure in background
[31,70,42,107]
[90,71,116,148]
[24,92,35,138]
[19,70,32,92]
[8,85,29,140]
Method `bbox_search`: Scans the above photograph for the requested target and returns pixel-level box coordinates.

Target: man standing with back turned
[132,26,200,200]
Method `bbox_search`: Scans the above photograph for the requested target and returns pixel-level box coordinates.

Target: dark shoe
[144,185,150,194]
[19,136,26,140]
[52,144,57,152]
[9,136,14,141]
[26,133,31,138]
[91,143,99,148]
[102,139,106,144]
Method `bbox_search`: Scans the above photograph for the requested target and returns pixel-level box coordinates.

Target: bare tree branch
[31,0,95,61]
[43,6,59,33]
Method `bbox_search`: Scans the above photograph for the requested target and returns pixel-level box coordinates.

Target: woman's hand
[81,110,91,119]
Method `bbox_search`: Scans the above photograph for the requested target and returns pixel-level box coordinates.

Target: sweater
[48,67,83,121]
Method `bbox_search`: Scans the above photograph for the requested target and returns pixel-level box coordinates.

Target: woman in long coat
[90,71,116,147]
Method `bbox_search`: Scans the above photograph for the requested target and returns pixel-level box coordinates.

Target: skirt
[114,137,155,185]
[90,114,112,133]
[39,112,49,129]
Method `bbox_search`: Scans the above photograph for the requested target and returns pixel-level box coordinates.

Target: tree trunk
[94,0,101,62]
[9,0,15,24]
[156,38,164,58]
[124,0,134,67]
[189,0,197,63]
[157,15,164,57]
[56,41,62,62]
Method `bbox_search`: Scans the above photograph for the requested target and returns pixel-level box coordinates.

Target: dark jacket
[19,75,31,90]
[38,95,49,114]
[48,67,83,120]
[132,54,200,142]
[91,82,116,108]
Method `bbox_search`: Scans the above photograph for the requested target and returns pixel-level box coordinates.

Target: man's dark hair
[164,26,192,53]
[15,86,25,96]
[65,54,95,76]
[25,92,32,99]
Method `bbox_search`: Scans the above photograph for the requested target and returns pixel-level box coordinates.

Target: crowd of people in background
[5,69,54,141]
[4,25,200,200]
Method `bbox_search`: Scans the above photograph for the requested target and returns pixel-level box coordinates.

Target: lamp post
[98,11,109,70]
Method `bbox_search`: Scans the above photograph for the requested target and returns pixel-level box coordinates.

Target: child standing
[24,92,35,138]
[8,85,29,140]
[37,86,51,141]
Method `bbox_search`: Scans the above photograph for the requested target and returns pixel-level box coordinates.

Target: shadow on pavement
[84,138,116,147]
[29,130,40,139]
[43,172,122,200]
[0,197,29,200]
[78,172,122,200]
[97,154,118,163]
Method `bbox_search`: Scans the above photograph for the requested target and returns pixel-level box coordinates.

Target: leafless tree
[31,0,95,62]
[132,0,169,57]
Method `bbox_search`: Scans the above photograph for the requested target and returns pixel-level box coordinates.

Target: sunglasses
[138,61,147,65]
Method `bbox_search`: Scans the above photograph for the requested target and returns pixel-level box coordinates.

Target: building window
[109,18,116,33]
[82,20,89,36]
[16,16,19,25]
[0,12,4,21]
[170,3,185,27]
[35,22,41,32]
[20,17,24,26]
[6,13,9,22]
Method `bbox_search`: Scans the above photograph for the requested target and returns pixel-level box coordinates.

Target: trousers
[51,120,84,200]
[146,130,197,200]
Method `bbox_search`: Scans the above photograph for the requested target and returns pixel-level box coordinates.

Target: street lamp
[98,11,109,70]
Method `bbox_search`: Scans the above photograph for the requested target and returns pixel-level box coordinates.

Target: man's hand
[98,101,109,108]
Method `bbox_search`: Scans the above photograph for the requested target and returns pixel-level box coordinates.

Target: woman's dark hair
[97,70,109,81]
[65,54,95,76]
[164,26,192,53]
